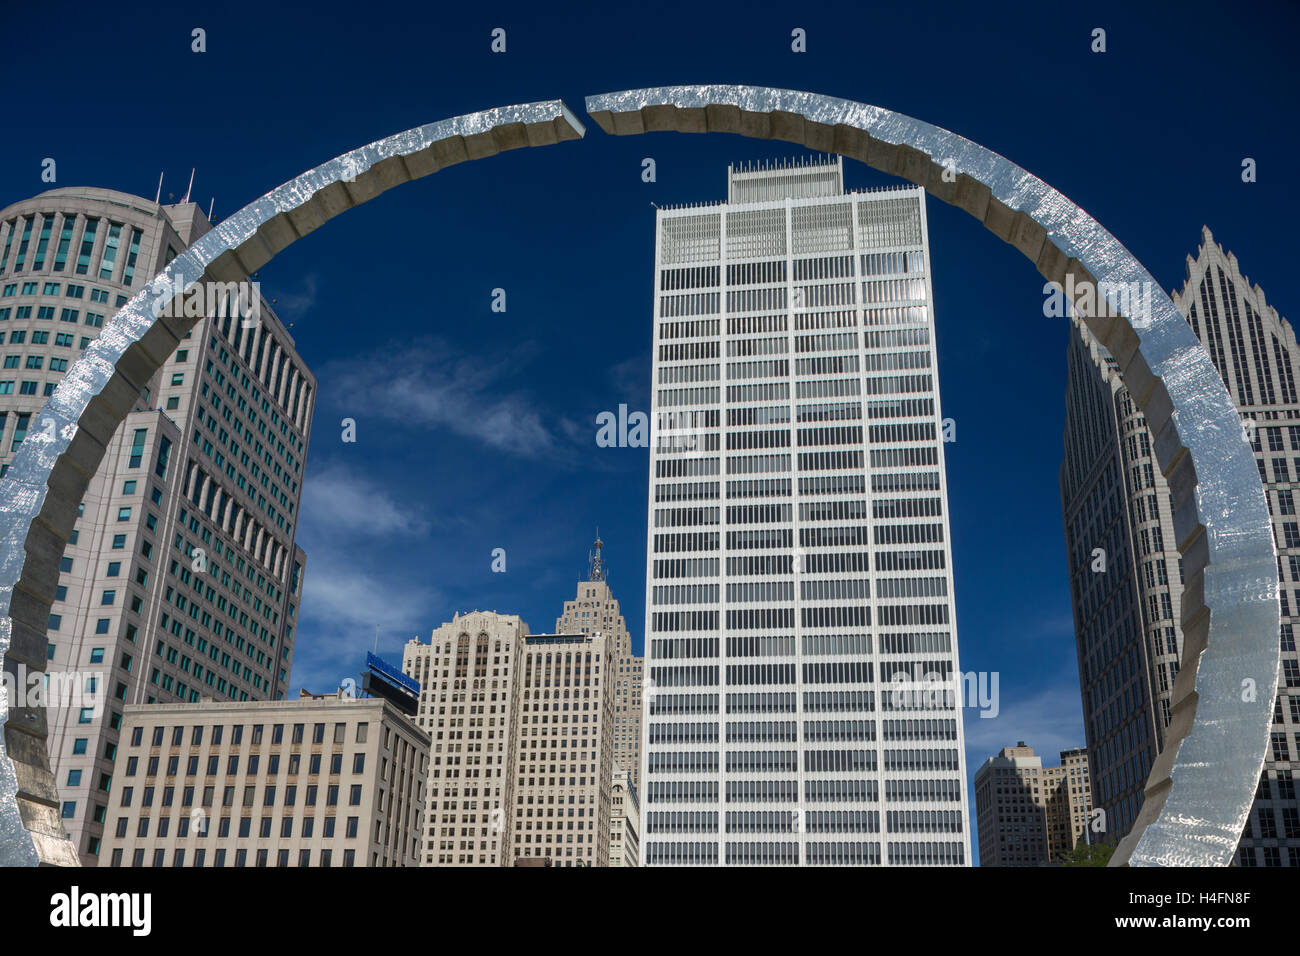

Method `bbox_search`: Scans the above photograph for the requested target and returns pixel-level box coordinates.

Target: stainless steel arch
[0,84,1276,869]
[0,100,585,865]
[584,85,1279,867]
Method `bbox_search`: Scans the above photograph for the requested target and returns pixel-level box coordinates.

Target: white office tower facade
[642,159,970,866]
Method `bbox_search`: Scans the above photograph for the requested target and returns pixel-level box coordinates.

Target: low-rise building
[100,690,428,867]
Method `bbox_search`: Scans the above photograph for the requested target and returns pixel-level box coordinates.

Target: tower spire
[588,530,605,582]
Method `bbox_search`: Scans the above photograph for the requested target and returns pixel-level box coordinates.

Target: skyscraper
[402,610,526,866]
[1059,316,1184,843]
[1170,230,1300,866]
[0,187,316,865]
[1062,228,1300,864]
[642,158,970,866]
[554,534,643,789]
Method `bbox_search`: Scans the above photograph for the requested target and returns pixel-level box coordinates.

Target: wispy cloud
[322,339,562,458]
[607,353,650,403]
[298,463,430,538]
[269,273,318,320]
[963,676,1086,770]
[291,552,436,694]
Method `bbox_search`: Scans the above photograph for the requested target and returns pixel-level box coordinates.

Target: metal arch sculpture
[583,86,1279,868]
[0,101,585,866]
[0,83,1276,869]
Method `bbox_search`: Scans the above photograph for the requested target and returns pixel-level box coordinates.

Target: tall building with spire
[555,534,643,790]
[1061,228,1300,865]
[641,158,970,866]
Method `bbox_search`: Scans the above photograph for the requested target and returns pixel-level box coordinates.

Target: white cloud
[269,273,318,319]
[963,677,1087,771]
[297,463,429,538]
[290,554,435,694]
[323,340,560,458]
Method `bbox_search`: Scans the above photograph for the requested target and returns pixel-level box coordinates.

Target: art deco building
[1060,316,1184,842]
[511,632,615,866]
[0,187,316,865]
[554,535,643,789]
[1062,229,1300,864]
[100,690,429,867]
[973,742,1091,866]
[642,158,970,866]
[609,767,640,866]
[402,611,526,866]
[1170,230,1300,866]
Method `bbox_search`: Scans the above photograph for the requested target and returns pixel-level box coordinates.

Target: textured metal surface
[0,100,585,865]
[585,85,1278,867]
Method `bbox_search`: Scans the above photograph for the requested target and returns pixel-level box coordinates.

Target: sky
[2,0,1297,860]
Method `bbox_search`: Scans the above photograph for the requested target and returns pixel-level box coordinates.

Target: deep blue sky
[4,0,1297,857]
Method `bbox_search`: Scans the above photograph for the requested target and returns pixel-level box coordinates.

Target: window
[128,428,147,468]
[117,506,132,521]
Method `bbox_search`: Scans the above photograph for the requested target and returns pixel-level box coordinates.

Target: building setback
[0,188,316,865]
[100,691,429,867]
[402,611,525,866]
[554,535,643,789]
[642,158,970,866]
[973,742,1092,866]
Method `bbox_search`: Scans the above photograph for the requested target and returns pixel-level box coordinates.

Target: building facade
[402,610,526,866]
[609,767,640,866]
[100,691,429,867]
[1169,229,1300,866]
[973,742,1092,866]
[1060,316,1184,843]
[554,535,643,789]
[642,158,970,866]
[511,632,615,866]
[0,187,316,865]
[1062,229,1300,864]
[1044,746,1093,858]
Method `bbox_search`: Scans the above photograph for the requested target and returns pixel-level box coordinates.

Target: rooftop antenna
[588,530,606,582]
[207,197,215,221]
[154,171,164,205]
[372,624,379,655]
[182,168,195,204]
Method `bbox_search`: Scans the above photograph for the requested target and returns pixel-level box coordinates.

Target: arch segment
[584,85,1279,867]
[0,100,584,865]
[0,84,1276,869]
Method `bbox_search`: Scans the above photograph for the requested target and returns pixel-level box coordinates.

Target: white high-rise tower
[642,158,970,866]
